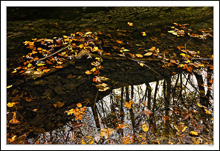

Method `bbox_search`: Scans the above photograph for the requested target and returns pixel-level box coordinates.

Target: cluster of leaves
[10,32,104,79]
[168,23,213,40]
[65,103,87,121]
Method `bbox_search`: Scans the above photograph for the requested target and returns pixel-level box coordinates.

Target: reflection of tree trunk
[120,87,124,123]
[194,72,209,106]
[146,83,152,110]
[165,78,171,115]
[131,85,134,99]
[172,74,179,104]
[125,86,135,131]
[92,105,100,129]
[206,66,213,106]
[153,81,159,113]
[163,78,171,136]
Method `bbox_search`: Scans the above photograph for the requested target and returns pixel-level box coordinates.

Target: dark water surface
[6,7,213,144]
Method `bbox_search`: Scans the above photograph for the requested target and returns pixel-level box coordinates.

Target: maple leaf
[124,100,133,109]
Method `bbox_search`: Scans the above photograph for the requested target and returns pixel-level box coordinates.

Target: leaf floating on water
[85,70,92,75]
[36,63,45,66]
[53,101,65,108]
[34,71,42,75]
[127,22,133,26]
[100,128,114,139]
[43,69,50,73]
[142,124,149,132]
[135,54,143,58]
[55,66,63,69]
[12,70,17,73]
[144,52,153,56]
[7,102,17,107]
[7,85,13,89]
[190,131,199,136]
[77,103,82,108]
[123,49,130,52]
[124,100,133,109]
[9,112,20,124]
[141,32,146,36]
[204,109,211,114]
[27,63,32,68]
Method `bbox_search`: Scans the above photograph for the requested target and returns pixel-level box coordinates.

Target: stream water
[6,7,213,144]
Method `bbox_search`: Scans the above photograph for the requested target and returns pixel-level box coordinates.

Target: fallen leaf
[100,128,114,139]
[36,63,45,66]
[124,100,133,109]
[135,54,143,58]
[204,109,211,114]
[77,103,82,108]
[142,124,149,132]
[53,101,65,108]
[43,69,50,73]
[7,102,17,107]
[7,85,13,89]
[85,70,92,75]
[55,66,63,69]
[144,52,153,56]
[190,131,199,136]
[143,108,153,118]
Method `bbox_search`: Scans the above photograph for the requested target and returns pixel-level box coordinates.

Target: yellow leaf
[81,136,94,144]
[190,131,199,136]
[7,85,13,89]
[204,109,211,114]
[139,63,144,67]
[77,103,82,108]
[180,53,186,57]
[37,63,45,66]
[85,70,92,75]
[141,32,146,36]
[100,128,114,139]
[135,54,143,58]
[65,109,75,115]
[142,124,149,132]
[124,100,133,109]
[90,67,97,72]
[7,102,16,107]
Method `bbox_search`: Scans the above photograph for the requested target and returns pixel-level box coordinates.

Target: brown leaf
[143,108,153,118]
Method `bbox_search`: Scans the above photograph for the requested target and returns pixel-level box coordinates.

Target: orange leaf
[116,40,123,44]
[43,69,50,73]
[77,103,82,108]
[55,66,63,69]
[46,60,53,64]
[124,100,133,109]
